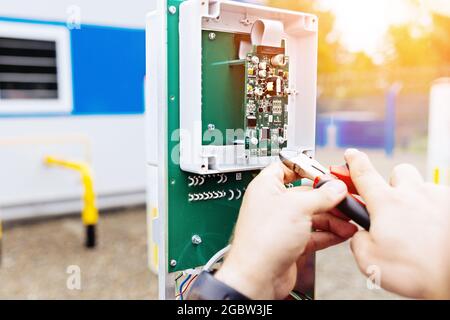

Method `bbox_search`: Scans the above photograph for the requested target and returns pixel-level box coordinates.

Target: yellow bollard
[44,156,99,248]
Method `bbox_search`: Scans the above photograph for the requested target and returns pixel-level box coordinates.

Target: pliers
[279,150,371,230]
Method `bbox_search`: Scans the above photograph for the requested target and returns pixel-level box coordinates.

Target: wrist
[215,256,275,300]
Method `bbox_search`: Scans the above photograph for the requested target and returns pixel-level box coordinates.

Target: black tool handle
[315,178,371,230]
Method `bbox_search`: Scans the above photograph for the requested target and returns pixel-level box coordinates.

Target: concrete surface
[0,148,425,299]
[0,207,156,299]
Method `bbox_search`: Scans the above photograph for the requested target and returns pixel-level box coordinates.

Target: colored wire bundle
[176,274,199,300]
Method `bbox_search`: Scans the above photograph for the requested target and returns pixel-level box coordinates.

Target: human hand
[215,162,358,300]
[346,149,450,299]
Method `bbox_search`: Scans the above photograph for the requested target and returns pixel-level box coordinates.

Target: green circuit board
[167,13,261,272]
[244,47,290,158]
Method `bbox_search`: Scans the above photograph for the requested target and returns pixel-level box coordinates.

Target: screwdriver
[279,150,371,230]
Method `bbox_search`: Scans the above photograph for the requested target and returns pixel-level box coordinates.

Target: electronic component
[244,47,290,159]
[261,127,270,140]
[247,116,257,128]
[271,54,287,67]
[272,99,283,114]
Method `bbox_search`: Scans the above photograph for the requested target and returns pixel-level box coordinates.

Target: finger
[329,209,352,221]
[306,231,347,252]
[390,163,424,188]
[344,149,390,209]
[287,180,348,215]
[280,162,301,184]
[259,162,300,185]
[350,231,380,275]
[289,186,312,192]
[312,212,358,239]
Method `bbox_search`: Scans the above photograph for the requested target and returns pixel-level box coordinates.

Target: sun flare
[319,0,426,55]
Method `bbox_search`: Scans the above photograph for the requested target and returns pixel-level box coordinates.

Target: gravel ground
[0,148,425,299]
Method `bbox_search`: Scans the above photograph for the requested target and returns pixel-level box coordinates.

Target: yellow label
[149,207,159,273]
[433,168,440,185]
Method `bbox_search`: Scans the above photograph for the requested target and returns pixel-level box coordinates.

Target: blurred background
[0,0,448,299]
[269,0,449,157]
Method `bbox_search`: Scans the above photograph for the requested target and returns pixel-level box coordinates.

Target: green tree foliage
[269,0,449,72]
[387,12,450,68]
[268,0,343,73]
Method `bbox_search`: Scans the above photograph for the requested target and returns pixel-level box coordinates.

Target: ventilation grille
[0,37,59,99]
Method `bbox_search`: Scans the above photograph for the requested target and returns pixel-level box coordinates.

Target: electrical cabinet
[146,0,318,299]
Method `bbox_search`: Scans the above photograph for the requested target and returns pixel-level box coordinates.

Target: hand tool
[279,150,371,230]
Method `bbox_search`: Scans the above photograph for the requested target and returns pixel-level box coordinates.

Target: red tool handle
[329,165,358,195]
[313,175,371,230]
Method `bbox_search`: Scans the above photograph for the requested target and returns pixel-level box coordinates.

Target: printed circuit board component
[244,46,290,159]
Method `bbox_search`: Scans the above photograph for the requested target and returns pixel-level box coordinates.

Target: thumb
[289,180,348,214]
[344,149,389,209]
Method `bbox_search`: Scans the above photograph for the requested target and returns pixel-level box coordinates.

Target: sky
[318,0,428,56]
[319,0,450,58]
[242,0,449,59]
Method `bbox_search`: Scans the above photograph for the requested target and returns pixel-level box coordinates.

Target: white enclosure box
[177,0,319,174]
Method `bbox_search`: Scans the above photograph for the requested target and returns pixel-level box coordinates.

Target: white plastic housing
[179,0,318,174]
[427,78,450,185]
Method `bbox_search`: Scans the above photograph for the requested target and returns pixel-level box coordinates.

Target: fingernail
[345,148,359,157]
[325,180,347,194]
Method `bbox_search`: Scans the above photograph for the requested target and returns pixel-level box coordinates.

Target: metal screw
[207,124,215,131]
[168,6,177,15]
[192,235,202,245]
[170,95,176,102]
[208,32,216,41]
[170,259,177,267]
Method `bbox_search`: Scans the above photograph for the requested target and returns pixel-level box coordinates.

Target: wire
[184,275,198,293]
[175,272,184,282]
[176,275,198,300]
[290,291,302,300]
[203,245,231,272]
[178,274,192,301]
[292,290,313,300]
[174,244,231,300]
[175,272,184,296]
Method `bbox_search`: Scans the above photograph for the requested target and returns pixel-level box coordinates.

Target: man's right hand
[345,149,450,299]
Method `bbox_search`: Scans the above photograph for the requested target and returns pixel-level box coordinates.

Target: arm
[345,149,450,299]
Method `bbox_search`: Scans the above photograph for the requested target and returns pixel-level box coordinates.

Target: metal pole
[385,82,402,157]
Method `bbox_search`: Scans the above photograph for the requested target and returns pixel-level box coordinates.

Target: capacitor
[251,56,260,64]
[250,136,259,145]
[258,70,267,78]
[276,77,282,94]
[271,54,287,67]
[255,87,264,96]
[258,62,267,70]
